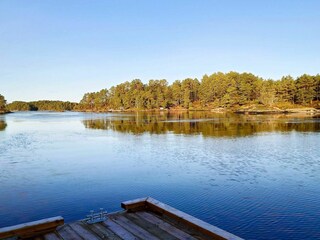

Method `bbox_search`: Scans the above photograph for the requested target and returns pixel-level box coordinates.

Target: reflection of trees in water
[0,120,7,131]
[82,112,320,137]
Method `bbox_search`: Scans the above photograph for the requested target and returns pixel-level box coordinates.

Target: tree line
[7,100,77,112]
[77,72,320,111]
[2,71,320,113]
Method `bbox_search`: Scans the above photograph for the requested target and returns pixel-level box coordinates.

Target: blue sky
[1,0,319,102]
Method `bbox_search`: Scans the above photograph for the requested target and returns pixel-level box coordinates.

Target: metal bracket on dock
[85,208,108,224]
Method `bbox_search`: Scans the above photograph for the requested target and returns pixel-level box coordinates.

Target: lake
[0,111,319,239]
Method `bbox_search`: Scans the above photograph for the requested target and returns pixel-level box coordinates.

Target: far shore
[0,111,12,115]
[76,106,320,116]
[4,105,320,116]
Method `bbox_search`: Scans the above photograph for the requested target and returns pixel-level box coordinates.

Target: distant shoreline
[4,106,320,116]
[0,111,12,115]
[75,106,320,115]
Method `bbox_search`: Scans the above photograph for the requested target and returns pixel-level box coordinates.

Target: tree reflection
[0,120,7,131]
[82,112,320,137]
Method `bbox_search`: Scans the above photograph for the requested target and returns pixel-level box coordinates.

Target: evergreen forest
[77,72,320,111]
[0,94,7,113]
[1,71,320,113]
[6,100,77,112]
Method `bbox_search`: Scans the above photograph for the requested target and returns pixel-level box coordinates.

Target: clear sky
[1,0,320,103]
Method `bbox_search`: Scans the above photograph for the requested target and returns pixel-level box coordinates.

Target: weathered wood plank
[87,222,122,240]
[121,197,148,212]
[125,213,178,240]
[43,232,62,240]
[34,236,44,240]
[0,216,64,239]
[146,197,243,240]
[110,214,159,240]
[136,211,197,240]
[56,224,83,240]
[69,222,101,240]
[102,218,139,240]
[147,211,212,240]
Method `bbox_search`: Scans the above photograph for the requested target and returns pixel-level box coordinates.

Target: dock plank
[136,211,197,240]
[102,218,139,240]
[43,232,62,240]
[125,212,179,240]
[86,222,122,240]
[69,222,101,240]
[0,216,64,239]
[110,215,160,240]
[149,212,212,240]
[57,224,83,240]
[34,237,44,240]
[146,197,243,240]
[121,198,148,212]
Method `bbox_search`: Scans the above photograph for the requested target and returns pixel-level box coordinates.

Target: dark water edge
[0,111,319,240]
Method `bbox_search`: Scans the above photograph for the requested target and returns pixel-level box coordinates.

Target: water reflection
[1,112,320,239]
[0,120,7,131]
[82,112,320,137]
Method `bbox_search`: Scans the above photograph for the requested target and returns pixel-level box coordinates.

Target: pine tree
[0,94,7,112]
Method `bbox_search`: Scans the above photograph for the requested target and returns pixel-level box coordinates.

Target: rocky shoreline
[3,106,320,116]
[234,107,320,115]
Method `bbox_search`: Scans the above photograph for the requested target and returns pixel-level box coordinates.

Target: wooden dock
[0,197,243,240]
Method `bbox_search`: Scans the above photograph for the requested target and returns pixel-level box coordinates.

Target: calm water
[0,111,320,239]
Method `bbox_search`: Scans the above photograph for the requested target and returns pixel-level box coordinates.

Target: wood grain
[0,216,64,239]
